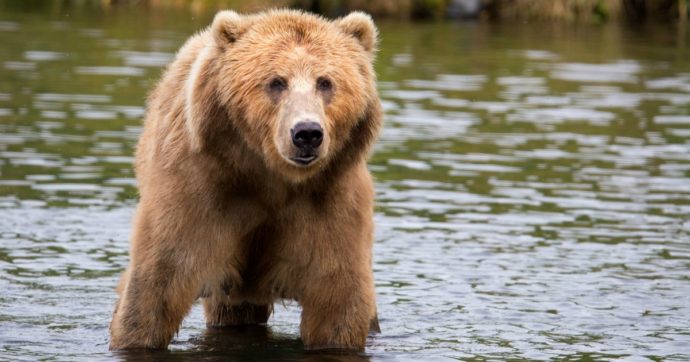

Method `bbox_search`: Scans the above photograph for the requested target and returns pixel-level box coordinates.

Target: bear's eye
[316,77,332,92]
[268,77,288,92]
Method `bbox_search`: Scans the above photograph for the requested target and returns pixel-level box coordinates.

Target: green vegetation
[82,0,690,22]
[4,0,687,22]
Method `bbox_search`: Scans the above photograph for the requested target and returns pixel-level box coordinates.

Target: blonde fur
[109,9,383,351]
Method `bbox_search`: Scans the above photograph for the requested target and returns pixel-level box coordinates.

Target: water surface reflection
[1,5,690,361]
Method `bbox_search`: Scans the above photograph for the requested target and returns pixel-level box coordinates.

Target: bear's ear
[212,10,251,45]
[335,12,378,55]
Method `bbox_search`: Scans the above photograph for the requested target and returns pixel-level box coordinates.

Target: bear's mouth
[290,154,317,166]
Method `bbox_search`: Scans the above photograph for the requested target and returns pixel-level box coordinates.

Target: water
[1,4,690,361]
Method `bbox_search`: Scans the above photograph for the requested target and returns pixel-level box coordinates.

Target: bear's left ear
[212,10,252,46]
[335,12,378,55]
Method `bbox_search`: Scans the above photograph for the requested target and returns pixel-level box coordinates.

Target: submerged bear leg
[109,210,213,351]
[203,297,272,327]
[109,254,203,350]
[299,272,377,351]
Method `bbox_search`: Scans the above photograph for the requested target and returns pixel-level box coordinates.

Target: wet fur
[109,9,382,351]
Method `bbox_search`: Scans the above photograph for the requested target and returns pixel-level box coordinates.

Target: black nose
[291,122,323,149]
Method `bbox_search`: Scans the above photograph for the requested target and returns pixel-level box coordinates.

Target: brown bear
[109,9,383,351]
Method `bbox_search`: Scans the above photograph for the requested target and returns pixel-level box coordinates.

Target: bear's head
[185,9,382,183]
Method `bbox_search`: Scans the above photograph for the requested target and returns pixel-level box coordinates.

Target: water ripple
[0,10,689,362]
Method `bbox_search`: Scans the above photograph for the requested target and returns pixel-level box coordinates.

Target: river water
[1,4,689,361]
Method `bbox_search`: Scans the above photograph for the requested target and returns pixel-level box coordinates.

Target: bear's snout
[291,122,323,149]
[290,121,323,165]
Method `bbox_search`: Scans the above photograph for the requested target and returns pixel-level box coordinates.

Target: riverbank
[104,0,688,22]
[2,0,686,22]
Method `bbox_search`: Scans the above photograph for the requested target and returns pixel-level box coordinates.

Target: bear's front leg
[299,270,377,351]
[109,258,202,350]
[109,219,206,350]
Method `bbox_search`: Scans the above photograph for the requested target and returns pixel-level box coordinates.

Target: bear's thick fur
[109,9,382,351]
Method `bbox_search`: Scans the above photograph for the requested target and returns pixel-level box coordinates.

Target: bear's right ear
[212,10,251,46]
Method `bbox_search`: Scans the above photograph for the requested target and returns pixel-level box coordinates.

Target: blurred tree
[28,0,690,22]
